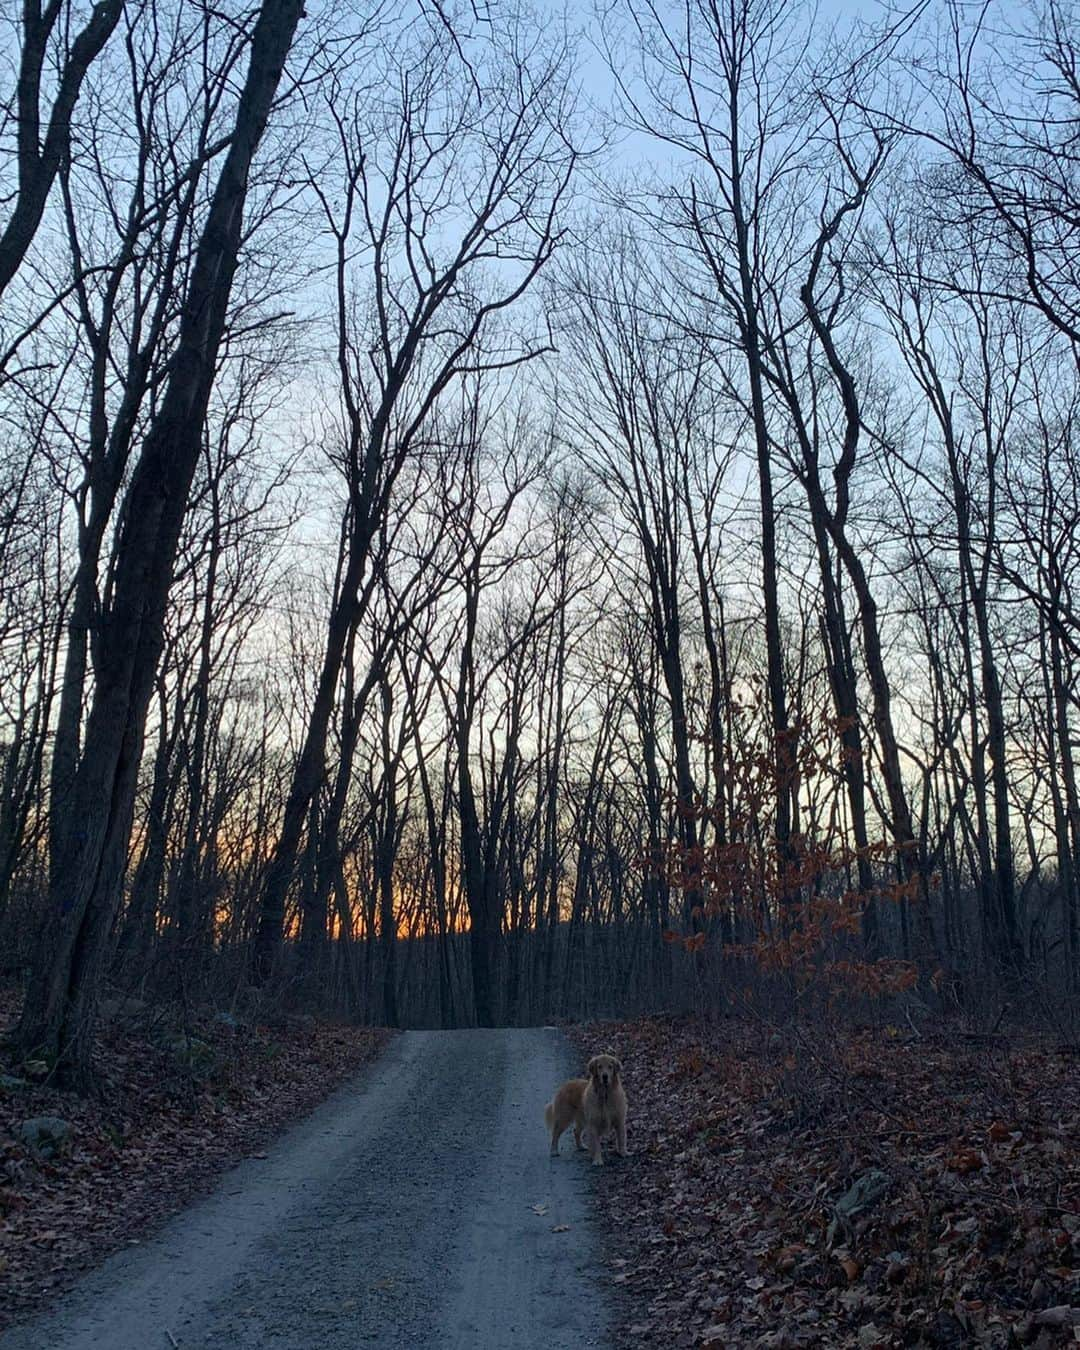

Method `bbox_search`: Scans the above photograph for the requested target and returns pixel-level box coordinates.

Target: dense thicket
[1,0,1077,1077]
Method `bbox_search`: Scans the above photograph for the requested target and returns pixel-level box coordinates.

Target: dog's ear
[586,1056,599,1077]
[613,1057,623,1077]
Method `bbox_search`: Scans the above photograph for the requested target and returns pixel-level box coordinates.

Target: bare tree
[604,0,821,866]
[251,15,577,980]
[15,0,308,1085]
[0,0,126,296]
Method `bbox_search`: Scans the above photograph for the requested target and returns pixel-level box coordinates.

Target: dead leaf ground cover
[569,1016,1079,1349]
[0,986,391,1329]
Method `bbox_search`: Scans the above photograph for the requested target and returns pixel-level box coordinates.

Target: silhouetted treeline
[1,0,1078,1083]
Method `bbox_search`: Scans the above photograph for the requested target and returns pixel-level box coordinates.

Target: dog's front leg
[589,1131,604,1166]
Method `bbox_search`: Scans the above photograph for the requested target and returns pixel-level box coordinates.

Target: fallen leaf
[1034,1307,1080,1328]
[562,1016,1080,1350]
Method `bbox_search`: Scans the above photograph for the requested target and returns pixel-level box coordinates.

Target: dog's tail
[544,1100,554,1131]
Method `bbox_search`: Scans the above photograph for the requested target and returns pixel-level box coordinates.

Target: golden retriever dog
[545,1075,589,1156]
[545,1052,627,1166]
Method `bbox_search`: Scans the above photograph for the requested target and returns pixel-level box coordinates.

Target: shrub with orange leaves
[656,700,926,1007]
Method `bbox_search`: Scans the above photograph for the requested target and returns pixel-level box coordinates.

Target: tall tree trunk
[457,568,496,1026]
[114,678,176,967]
[252,538,371,981]
[945,440,1020,966]
[810,522,877,947]
[725,150,793,861]
[376,678,400,1028]
[1049,623,1080,987]
[15,0,305,1087]
[797,248,930,952]
[0,0,124,298]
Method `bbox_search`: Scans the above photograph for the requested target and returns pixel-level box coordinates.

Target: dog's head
[587,1052,622,1091]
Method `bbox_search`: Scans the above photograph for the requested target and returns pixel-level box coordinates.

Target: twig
[165,1330,179,1349]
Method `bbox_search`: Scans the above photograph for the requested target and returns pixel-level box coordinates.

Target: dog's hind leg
[615,1118,628,1157]
[546,1101,562,1156]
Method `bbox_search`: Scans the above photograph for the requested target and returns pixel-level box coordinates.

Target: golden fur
[544,1076,589,1156]
[544,1052,627,1166]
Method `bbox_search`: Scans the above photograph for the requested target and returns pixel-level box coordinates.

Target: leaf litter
[0,985,390,1330]
[569,1016,1079,1348]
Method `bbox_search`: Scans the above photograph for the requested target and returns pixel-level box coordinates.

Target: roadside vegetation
[571,1014,1079,1349]
[1,0,1079,1339]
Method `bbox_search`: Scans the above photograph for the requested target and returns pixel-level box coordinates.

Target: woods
[1,0,1079,1080]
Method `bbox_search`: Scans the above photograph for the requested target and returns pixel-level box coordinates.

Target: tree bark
[15,0,305,1087]
[0,0,125,298]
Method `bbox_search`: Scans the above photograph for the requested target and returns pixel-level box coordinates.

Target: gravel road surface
[1,1029,612,1350]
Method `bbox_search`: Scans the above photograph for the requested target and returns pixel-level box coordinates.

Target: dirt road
[0,1029,612,1349]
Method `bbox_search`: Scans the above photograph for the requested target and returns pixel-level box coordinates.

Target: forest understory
[3,991,1076,1348]
[570,1015,1080,1350]
[0,985,390,1329]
